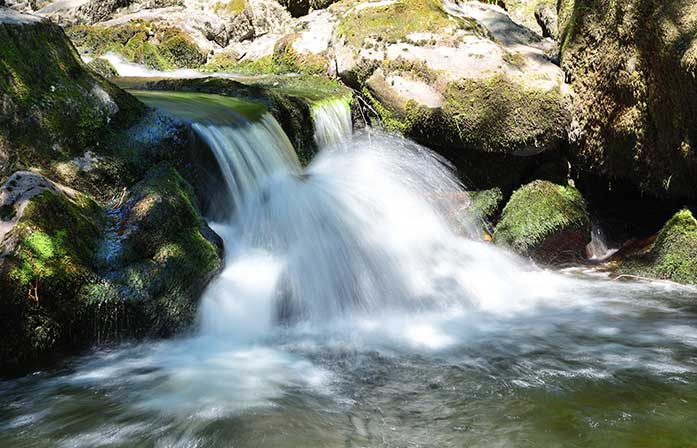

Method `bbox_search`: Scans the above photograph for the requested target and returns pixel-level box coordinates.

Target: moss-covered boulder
[558,0,697,200]
[331,0,570,188]
[0,165,223,366]
[0,11,144,183]
[616,209,697,285]
[494,180,590,263]
[79,164,222,339]
[0,172,104,365]
[67,20,206,71]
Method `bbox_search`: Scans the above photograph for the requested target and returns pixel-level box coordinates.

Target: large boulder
[0,166,223,366]
[494,180,590,264]
[559,0,697,200]
[331,0,570,188]
[616,209,697,285]
[0,10,144,183]
[79,164,222,339]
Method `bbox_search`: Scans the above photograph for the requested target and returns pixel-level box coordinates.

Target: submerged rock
[494,180,590,264]
[616,209,697,285]
[559,0,697,200]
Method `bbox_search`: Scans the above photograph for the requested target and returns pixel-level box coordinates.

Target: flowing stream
[2,91,697,447]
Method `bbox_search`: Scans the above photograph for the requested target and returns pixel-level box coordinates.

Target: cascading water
[3,89,697,448]
[311,97,353,147]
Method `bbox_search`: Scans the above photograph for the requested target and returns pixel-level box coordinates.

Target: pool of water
[2,272,696,448]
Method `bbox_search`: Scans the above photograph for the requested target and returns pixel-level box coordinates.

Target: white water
[311,98,353,147]
[4,91,697,447]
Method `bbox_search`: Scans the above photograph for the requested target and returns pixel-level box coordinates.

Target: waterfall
[193,116,300,213]
[311,97,353,147]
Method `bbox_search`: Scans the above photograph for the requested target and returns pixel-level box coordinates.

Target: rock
[534,2,557,39]
[76,0,132,24]
[0,13,144,182]
[494,180,590,264]
[559,0,697,200]
[86,56,119,78]
[123,75,352,159]
[332,0,570,188]
[499,0,554,36]
[615,209,697,285]
[78,164,222,339]
[0,172,104,365]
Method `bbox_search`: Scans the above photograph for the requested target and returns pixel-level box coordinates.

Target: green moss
[86,57,118,78]
[441,75,568,153]
[337,0,459,47]
[558,0,697,199]
[202,35,328,76]
[618,209,697,285]
[67,21,205,70]
[469,187,504,222]
[0,189,103,364]
[213,0,247,14]
[115,164,222,334]
[0,19,144,182]
[494,180,590,256]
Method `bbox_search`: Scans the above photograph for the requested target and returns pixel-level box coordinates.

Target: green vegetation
[86,57,118,78]
[213,0,247,15]
[468,187,504,222]
[67,20,206,70]
[202,35,328,76]
[362,74,568,156]
[337,0,458,47]
[558,0,697,199]
[494,180,590,261]
[0,189,103,363]
[441,75,568,154]
[0,19,143,182]
[618,209,697,285]
[101,165,222,335]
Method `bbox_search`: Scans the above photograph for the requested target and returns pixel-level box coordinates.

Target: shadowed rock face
[559,0,697,200]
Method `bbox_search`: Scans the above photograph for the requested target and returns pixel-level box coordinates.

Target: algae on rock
[494,180,590,263]
[558,0,697,199]
[617,209,697,285]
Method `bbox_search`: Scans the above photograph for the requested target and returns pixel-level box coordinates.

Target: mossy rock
[201,35,328,76]
[0,16,144,183]
[0,179,104,365]
[558,0,697,199]
[494,180,590,263]
[616,209,697,285]
[117,76,352,162]
[82,164,223,338]
[86,57,119,78]
[67,20,206,71]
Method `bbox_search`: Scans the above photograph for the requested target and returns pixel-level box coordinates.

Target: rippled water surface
[2,274,697,448]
